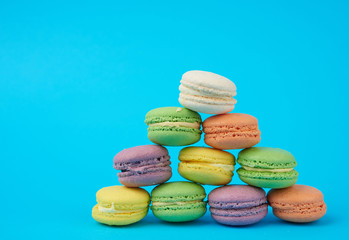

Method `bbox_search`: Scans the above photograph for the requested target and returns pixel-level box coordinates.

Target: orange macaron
[202,113,261,150]
[267,185,327,223]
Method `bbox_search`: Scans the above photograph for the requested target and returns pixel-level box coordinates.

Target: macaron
[202,113,261,149]
[113,145,171,187]
[208,185,268,226]
[178,70,237,114]
[267,185,327,223]
[237,147,298,189]
[178,146,235,185]
[92,186,150,226]
[151,181,207,222]
[145,107,202,146]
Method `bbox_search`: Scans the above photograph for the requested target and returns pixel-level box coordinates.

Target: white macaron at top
[181,70,237,93]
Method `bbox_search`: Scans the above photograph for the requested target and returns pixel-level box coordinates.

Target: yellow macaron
[92,186,150,226]
[178,147,235,185]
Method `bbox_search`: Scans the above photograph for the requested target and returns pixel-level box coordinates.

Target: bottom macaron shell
[210,203,268,226]
[239,175,297,189]
[92,205,148,226]
[151,203,207,222]
[179,98,235,115]
[148,127,201,146]
[272,204,327,223]
[211,207,267,226]
[205,136,260,150]
[119,171,172,187]
[178,163,232,185]
[237,168,298,189]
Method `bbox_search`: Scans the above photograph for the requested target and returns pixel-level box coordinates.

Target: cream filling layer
[243,166,293,172]
[210,163,235,172]
[182,162,234,172]
[152,200,201,206]
[180,92,237,105]
[98,203,140,213]
[180,80,237,97]
[149,121,200,129]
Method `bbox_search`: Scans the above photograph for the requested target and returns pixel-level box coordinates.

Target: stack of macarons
[92,70,327,226]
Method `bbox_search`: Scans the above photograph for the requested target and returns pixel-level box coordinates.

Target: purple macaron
[113,145,172,187]
[208,185,268,226]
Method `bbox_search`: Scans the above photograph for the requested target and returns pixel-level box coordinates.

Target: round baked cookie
[145,107,202,146]
[179,70,237,114]
[237,147,298,189]
[151,181,207,222]
[203,113,261,149]
[208,185,268,226]
[113,145,172,187]
[267,185,327,223]
[178,146,235,185]
[92,186,150,226]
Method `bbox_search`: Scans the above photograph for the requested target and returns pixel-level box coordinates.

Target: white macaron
[179,70,237,114]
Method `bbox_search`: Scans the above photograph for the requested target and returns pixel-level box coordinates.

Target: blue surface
[1,1,348,239]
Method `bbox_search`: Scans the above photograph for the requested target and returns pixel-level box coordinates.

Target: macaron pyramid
[92,70,326,226]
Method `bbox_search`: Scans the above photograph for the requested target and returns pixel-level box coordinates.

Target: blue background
[1,0,348,239]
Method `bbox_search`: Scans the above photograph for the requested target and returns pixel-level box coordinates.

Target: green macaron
[237,147,298,189]
[151,181,207,222]
[145,107,202,146]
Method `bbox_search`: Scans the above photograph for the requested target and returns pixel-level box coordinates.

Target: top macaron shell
[208,185,267,209]
[151,181,207,201]
[179,70,237,114]
[96,186,150,208]
[237,147,297,169]
[203,113,261,150]
[113,145,172,187]
[145,107,202,146]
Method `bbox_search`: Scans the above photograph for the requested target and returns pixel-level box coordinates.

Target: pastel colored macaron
[237,147,298,189]
[203,113,261,150]
[208,185,268,226]
[113,145,171,187]
[267,185,327,223]
[178,70,237,114]
[145,107,202,146]
[92,186,150,226]
[178,146,235,185]
[151,181,207,222]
